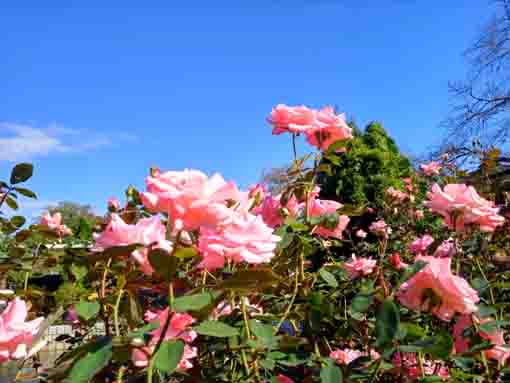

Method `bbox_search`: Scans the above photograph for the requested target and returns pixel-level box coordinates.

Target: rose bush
[0,104,509,382]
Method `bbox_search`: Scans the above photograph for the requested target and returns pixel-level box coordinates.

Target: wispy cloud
[0,122,137,161]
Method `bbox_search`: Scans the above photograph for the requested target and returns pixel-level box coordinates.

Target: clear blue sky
[0,1,490,216]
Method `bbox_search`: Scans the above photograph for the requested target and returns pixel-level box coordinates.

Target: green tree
[40,201,97,240]
[318,121,412,208]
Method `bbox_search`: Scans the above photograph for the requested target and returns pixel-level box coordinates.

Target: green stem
[274,265,299,334]
[114,288,124,337]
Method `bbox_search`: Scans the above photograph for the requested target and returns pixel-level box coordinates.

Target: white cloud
[0,122,137,161]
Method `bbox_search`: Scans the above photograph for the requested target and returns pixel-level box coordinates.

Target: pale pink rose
[268,104,316,135]
[425,183,505,232]
[389,252,408,270]
[144,309,162,322]
[107,197,121,211]
[275,374,295,383]
[41,212,72,236]
[0,298,44,362]
[305,107,353,151]
[343,255,377,279]
[92,214,173,275]
[198,211,280,271]
[453,314,510,364]
[434,240,455,258]
[356,229,367,239]
[398,256,479,321]
[408,234,434,254]
[420,161,442,176]
[414,210,424,220]
[248,183,266,202]
[386,187,408,202]
[140,169,241,231]
[307,199,350,239]
[132,308,197,370]
[253,193,299,228]
[330,348,364,365]
[369,219,391,238]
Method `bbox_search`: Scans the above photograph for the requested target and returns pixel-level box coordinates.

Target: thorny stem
[114,288,125,336]
[474,256,496,306]
[274,265,300,334]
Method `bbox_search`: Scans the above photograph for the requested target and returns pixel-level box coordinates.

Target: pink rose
[408,234,434,254]
[356,229,367,239]
[211,298,263,320]
[420,161,442,176]
[275,374,295,383]
[389,252,408,270]
[92,214,173,275]
[343,255,377,279]
[369,219,391,238]
[305,107,353,151]
[453,314,510,364]
[107,197,121,211]
[414,210,424,220]
[198,211,280,271]
[392,352,449,381]
[425,183,504,232]
[0,298,44,362]
[253,193,299,228]
[268,104,316,135]
[386,187,408,202]
[308,199,350,239]
[434,240,455,258]
[397,256,479,321]
[330,348,364,365]
[132,308,197,370]
[41,212,72,236]
[140,169,241,231]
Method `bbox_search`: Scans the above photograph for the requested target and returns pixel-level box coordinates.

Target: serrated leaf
[249,319,276,348]
[319,269,338,288]
[194,320,240,337]
[10,163,33,184]
[153,340,185,373]
[173,292,214,313]
[75,301,100,321]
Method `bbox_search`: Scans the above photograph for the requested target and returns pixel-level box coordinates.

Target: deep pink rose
[107,197,121,211]
[434,240,455,258]
[275,374,295,383]
[141,169,241,231]
[305,107,353,151]
[92,214,173,275]
[198,211,280,271]
[408,234,434,254]
[425,183,504,232]
[398,256,479,321]
[253,193,299,228]
[0,298,44,362]
[308,199,350,239]
[330,348,364,365]
[390,252,408,270]
[343,255,376,279]
[420,161,442,176]
[268,104,316,135]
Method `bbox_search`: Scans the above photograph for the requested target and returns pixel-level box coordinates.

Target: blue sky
[0,1,490,217]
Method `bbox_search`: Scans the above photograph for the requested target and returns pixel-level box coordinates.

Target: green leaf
[249,319,276,348]
[78,218,92,240]
[319,269,338,288]
[215,268,281,291]
[401,332,453,360]
[13,187,37,199]
[320,358,343,383]
[375,299,400,347]
[173,247,198,259]
[148,248,178,281]
[351,292,373,314]
[153,340,185,373]
[5,196,18,210]
[10,215,26,228]
[64,338,112,383]
[70,263,87,281]
[75,301,100,321]
[173,292,214,313]
[10,163,33,184]
[194,320,240,337]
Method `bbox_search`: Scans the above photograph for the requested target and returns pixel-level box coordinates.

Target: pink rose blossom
[420,161,442,176]
[369,219,391,238]
[398,256,479,321]
[41,212,72,236]
[198,212,280,271]
[141,168,241,231]
[268,104,316,135]
[343,255,377,279]
[253,193,299,228]
[408,234,434,254]
[414,210,424,220]
[434,240,455,258]
[275,374,295,383]
[390,252,408,270]
[386,187,408,202]
[308,199,350,239]
[210,298,263,320]
[330,348,364,365]
[132,308,197,370]
[107,197,121,211]
[248,183,266,202]
[392,352,449,381]
[305,107,353,151]
[453,314,510,364]
[425,183,505,232]
[0,298,44,362]
[92,214,173,275]
[356,229,367,239]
